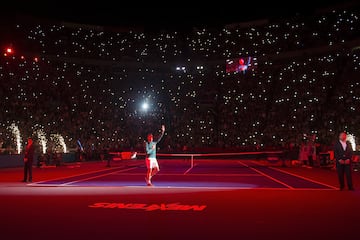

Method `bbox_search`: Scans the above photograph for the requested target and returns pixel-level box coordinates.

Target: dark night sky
[1,0,353,29]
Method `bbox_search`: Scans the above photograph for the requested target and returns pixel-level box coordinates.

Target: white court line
[26,185,337,191]
[184,164,196,175]
[268,166,339,190]
[114,172,261,177]
[130,186,337,191]
[28,166,124,185]
[250,160,338,190]
[60,167,139,186]
[237,161,294,189]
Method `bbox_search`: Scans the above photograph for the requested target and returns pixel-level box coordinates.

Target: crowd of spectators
[1,4,359,156]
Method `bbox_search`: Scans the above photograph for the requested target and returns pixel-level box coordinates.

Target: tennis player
[145,125,165,186]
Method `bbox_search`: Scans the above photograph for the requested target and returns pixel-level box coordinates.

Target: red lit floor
[0,160,359,239]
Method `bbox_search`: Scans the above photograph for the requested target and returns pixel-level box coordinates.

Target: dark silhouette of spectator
[22,138,35,183]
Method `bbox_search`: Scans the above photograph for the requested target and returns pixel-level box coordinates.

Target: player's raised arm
[157,125,165,143]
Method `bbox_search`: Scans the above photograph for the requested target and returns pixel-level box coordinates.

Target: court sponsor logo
[88,202,207,211]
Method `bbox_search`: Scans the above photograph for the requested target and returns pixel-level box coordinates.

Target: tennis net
[110,151,286,170]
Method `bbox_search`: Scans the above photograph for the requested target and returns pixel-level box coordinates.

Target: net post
[191,154,194,168]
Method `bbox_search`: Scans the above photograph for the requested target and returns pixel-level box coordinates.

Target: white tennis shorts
[146,157,159,169]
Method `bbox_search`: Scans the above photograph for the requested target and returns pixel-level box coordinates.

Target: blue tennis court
[31,158,337,190]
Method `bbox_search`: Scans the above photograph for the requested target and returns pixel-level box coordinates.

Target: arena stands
[1,4,359,157]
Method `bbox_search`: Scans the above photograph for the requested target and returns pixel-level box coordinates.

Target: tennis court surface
[1,153,359,239]
[30,158,336,190]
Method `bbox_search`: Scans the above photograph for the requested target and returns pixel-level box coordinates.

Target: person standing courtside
[22,138,35,183]
[334,132,354,191]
